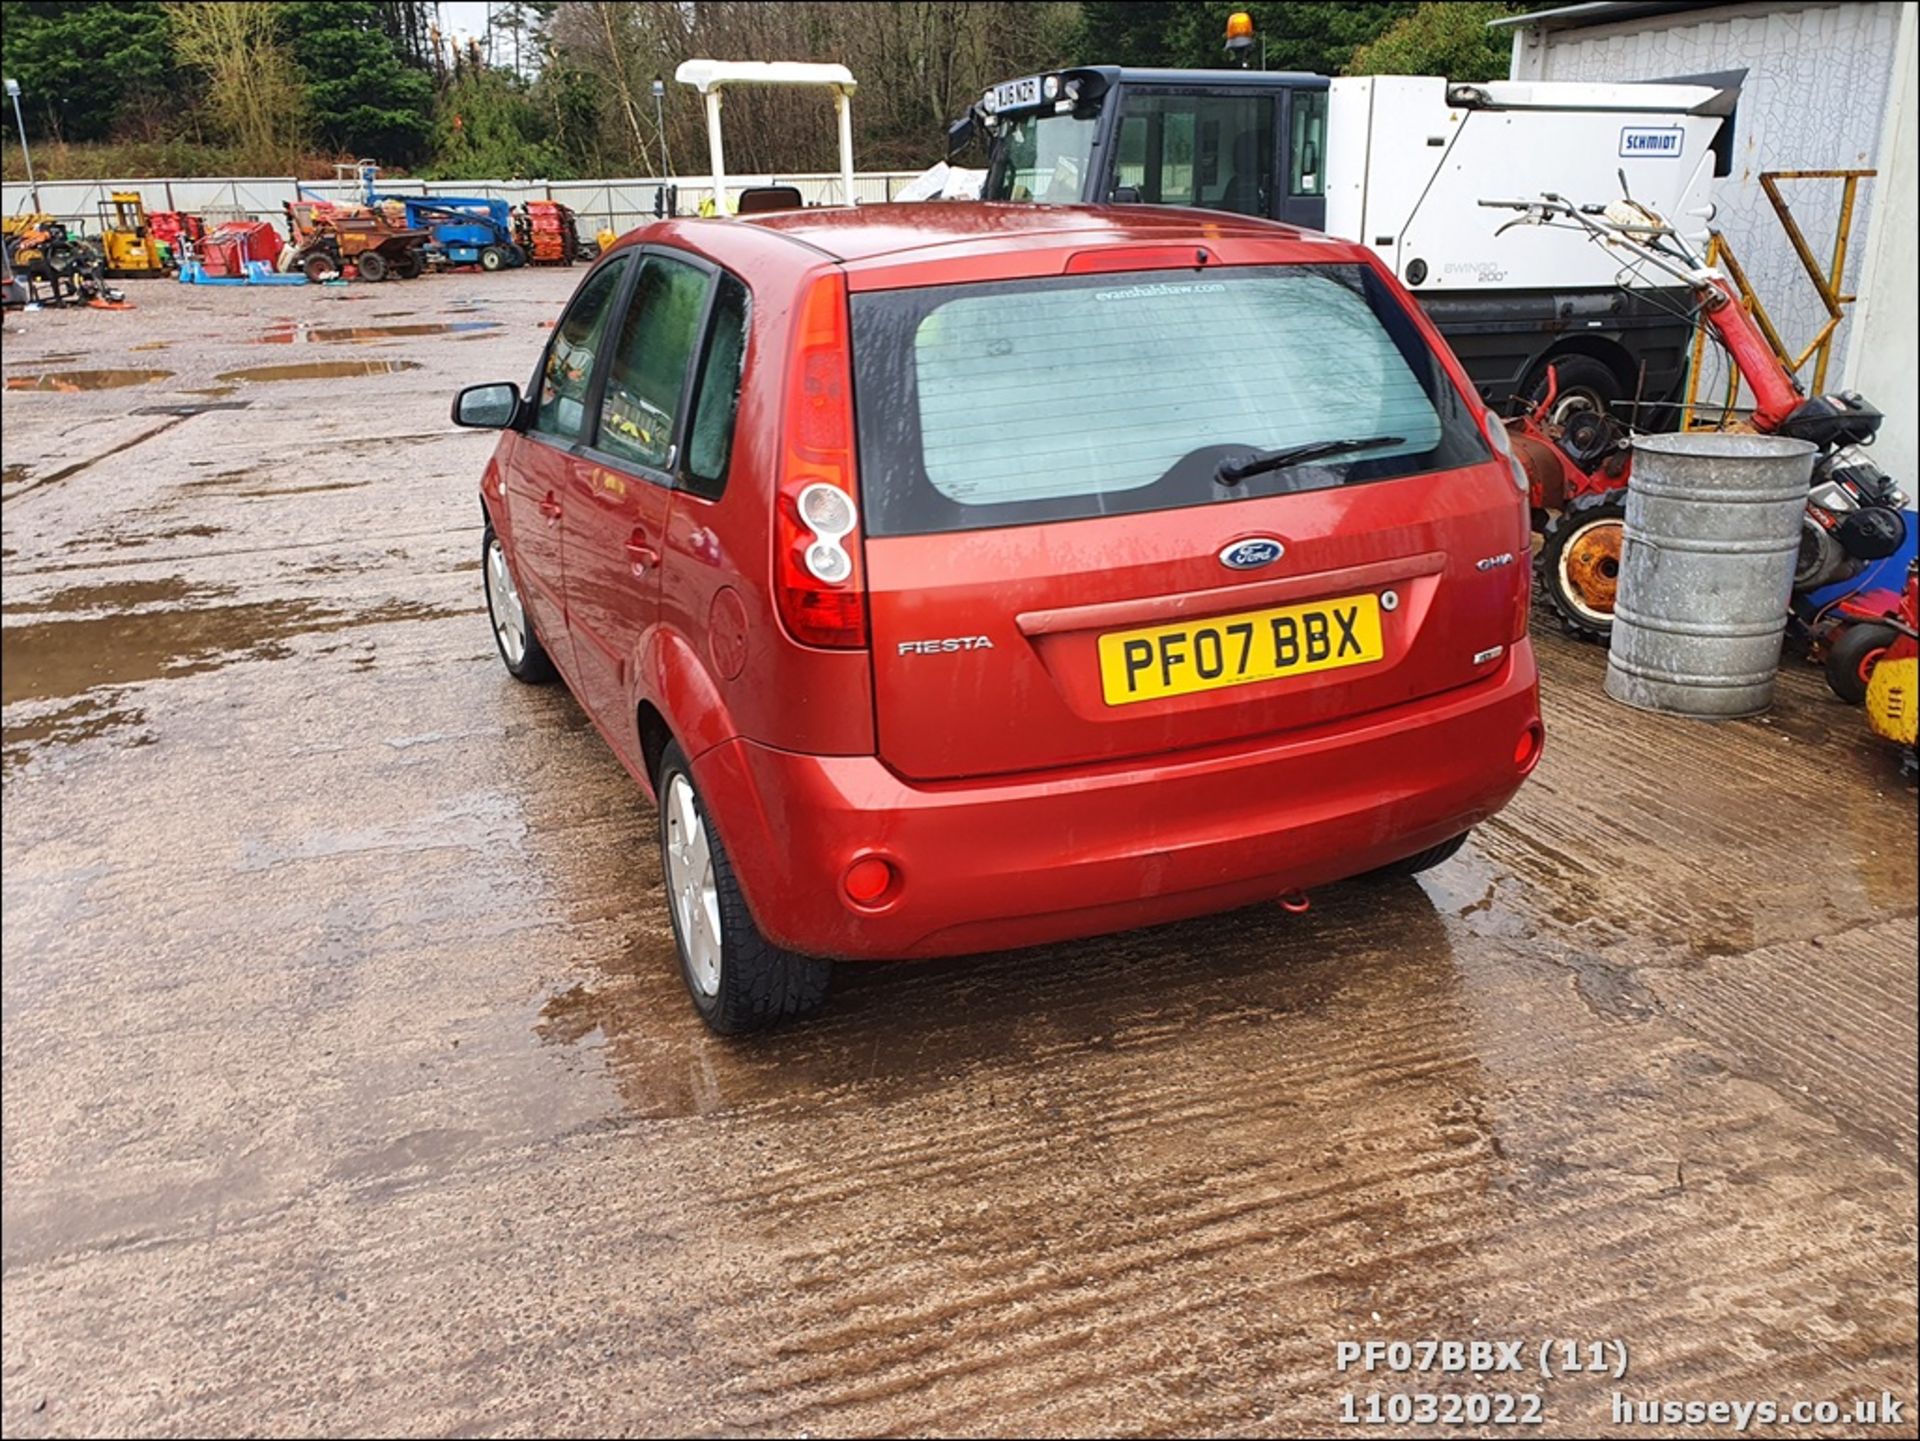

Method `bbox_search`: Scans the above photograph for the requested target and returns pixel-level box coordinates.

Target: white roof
[1455,79,1728,115]
[675,60,856,95]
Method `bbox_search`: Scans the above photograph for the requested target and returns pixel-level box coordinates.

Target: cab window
[1109,92,1274,216]
[595,254,709,472]
[534,256,629,443]
[988,112,1097,203]
[1290,91,1328,197]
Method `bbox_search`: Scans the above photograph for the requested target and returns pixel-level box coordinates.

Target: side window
[1163,111,1195,202]
[683,275,751,499]
[595,254,710,472]
[1114,113,1147,195]
[1113,93,1274,216]
[1290,90,1328,198]
[534,256,629,443]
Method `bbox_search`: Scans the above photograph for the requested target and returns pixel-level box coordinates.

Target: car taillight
[1481,408,1530,496]
[1481,407,1534,641]
[776,273,867,648]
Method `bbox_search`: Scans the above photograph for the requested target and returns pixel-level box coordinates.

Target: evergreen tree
[278,0,432,164]
[0,0,179,141]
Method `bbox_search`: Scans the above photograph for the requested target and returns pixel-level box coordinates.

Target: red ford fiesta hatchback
[456,204,1543,1033]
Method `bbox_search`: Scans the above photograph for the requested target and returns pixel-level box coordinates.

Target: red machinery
[517,201,578,265]
[146,211,206,257]
[199,220,283,278]
[1484,193,1908,639]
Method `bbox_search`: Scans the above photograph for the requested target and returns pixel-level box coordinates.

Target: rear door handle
[538,491,563,522]
[625,533,660,575]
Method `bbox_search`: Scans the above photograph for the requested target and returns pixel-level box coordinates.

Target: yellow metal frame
[1681,168,1874,431]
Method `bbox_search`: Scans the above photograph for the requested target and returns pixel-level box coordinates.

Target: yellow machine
[96,191,167,277]
[1866,657,1918,748]
[2,211,56,242]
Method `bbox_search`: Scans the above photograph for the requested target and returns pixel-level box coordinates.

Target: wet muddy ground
[3,272,1915,1438]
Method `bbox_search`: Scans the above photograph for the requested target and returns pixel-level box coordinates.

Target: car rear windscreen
[850,263,1488,536]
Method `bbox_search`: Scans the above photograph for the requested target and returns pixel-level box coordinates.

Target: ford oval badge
[1219,537,1285,571]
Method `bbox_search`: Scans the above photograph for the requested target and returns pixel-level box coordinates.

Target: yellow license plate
[1097,593,1385,705]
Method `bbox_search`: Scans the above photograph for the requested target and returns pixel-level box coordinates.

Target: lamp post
[651,79,671,178]
[4,77,36,210]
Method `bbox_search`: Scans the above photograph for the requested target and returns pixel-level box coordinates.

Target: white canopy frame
[674,60,859,213]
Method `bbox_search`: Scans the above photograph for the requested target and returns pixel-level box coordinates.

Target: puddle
[256,321,500,345]
[1,694,150,775]
[233,481,370,498]
[177,472,368,497]
[61,524,225,551]
[3,369,172,393]
[133,402,252,417]
[1,590,462,710]
[214,359,422,383]
[7,577,229,615]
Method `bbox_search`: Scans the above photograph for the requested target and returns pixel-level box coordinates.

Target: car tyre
[482,526,555,684]
[479,244,507,272]
[657,741,833,1034]
[1365,830,1471,879]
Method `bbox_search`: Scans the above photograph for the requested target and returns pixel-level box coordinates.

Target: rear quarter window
[850,263,1487,536]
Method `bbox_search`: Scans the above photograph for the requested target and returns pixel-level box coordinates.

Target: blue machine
[391,196,524,270]
[318,165,523,271]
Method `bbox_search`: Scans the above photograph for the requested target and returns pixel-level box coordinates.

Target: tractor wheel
[504,243,528,268]
[1825,622,1899,705]
[393,249,423,280]
[1538,490,1629,641]
[301,251,338,284]
[355,250,390,282]
[479,245,507,272]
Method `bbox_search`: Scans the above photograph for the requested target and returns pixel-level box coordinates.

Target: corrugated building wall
[1507,1,1913,478]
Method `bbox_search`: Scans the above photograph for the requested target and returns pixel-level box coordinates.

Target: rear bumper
[695,640,1541,960]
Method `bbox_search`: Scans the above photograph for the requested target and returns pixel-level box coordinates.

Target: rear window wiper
[1216,435,1407,486]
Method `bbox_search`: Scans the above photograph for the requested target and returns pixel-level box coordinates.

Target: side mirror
[945,114,976,163]
[453,381,521,430]
[1111,185,1142,204]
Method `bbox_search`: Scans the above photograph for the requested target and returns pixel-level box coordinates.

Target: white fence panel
[4,169,926,236]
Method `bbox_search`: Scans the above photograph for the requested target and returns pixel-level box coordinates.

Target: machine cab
[958,66,1329,231]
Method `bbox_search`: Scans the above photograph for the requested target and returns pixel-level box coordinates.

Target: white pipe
[705,90,727,214]
[835,91,855,206]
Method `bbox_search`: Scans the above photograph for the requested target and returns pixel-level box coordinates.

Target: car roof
[661,202,1335,266]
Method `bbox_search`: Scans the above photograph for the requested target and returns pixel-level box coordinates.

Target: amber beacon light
[1225,11,1257,65]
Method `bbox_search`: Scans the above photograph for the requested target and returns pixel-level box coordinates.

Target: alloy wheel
[485,537,528,668]
[665,773,722,998]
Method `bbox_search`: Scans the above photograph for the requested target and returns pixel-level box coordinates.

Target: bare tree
[545,0,1078,178]
[164,1,307,172]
